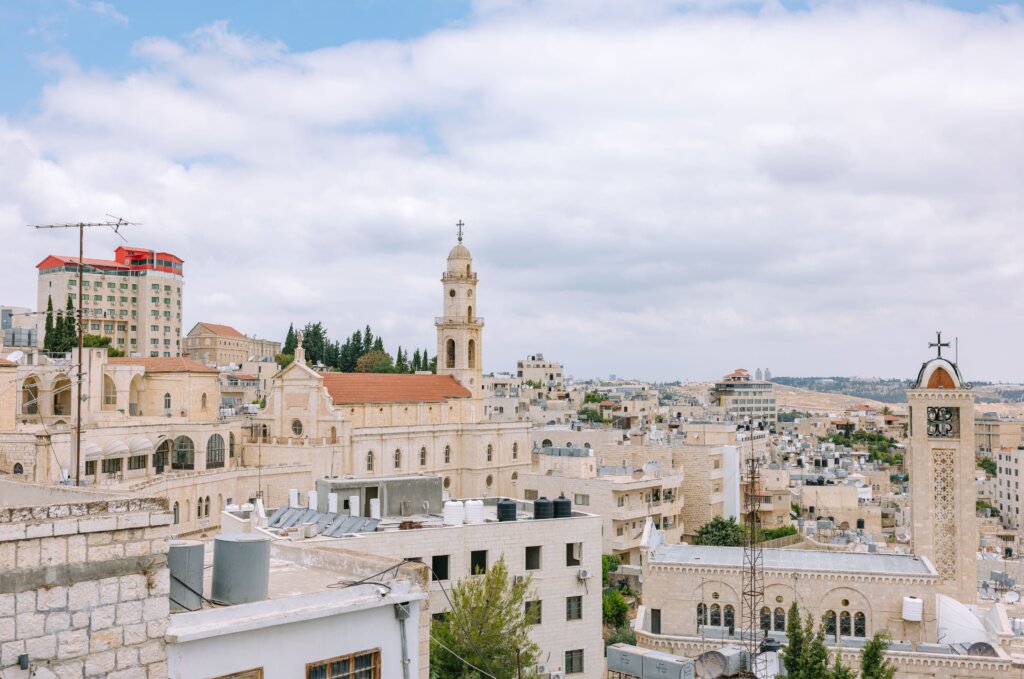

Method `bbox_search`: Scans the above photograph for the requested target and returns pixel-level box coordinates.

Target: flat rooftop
[652,544,935,576]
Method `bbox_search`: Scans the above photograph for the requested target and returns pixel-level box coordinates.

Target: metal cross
[929,331,950,359]
[456,220,464,243]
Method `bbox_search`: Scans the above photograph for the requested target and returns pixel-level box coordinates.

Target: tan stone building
[977,413,1024,455]
[710,368,777,428]
[183,322,281,367]
[36,246,184,357]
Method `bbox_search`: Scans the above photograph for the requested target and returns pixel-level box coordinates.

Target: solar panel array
[267,507,380,536]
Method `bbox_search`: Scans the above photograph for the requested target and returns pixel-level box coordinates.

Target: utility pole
[30,218,138,486]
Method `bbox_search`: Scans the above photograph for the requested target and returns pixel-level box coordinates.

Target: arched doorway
[12,463,24,475]
[102,375,117,411]
[21,376,39,415]
[154,440,171,473]
[52,375,72,417]
[128,375,143,416]
[172,436,195,470]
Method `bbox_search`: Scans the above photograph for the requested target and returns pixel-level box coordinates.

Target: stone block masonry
[0,496,171,679]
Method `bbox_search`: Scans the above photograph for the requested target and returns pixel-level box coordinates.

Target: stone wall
[0,496,171,679]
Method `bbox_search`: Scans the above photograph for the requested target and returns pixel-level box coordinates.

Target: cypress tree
[43,296,55,353]
[362,325,374,354]
[411,348,422,372]
[283,323,296,355]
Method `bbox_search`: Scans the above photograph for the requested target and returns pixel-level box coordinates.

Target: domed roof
[448,242,472,261]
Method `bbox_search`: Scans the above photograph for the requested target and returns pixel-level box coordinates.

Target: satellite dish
[1004,590,1020,604]
[5,351,24,362]
[695,651,725,679]
[967,641,999,657]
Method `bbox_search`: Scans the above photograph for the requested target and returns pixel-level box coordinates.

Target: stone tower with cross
[435,222,484,403]
[907,332,977,603]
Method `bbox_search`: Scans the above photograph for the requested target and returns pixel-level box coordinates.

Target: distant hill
[771,376,910,404]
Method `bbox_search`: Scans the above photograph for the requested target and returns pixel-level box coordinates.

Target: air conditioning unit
[513,575,526,584]
[550,673,565,679]
[535,665,549,675]
[577,569,592,580]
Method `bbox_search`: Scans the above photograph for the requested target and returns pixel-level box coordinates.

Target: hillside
[772,383,893,414]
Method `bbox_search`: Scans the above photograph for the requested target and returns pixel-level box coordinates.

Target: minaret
[436,222,483,400]
[907,332,976,602]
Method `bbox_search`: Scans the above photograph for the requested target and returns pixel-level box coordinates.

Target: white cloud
[3,1,1024,381]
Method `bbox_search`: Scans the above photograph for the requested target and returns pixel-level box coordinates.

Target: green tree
[43,296,55,353]
[781,602,806,679]
[828,653,856,679]
[274,353,294,368]
[602,589,629,628]
[355,349,393,373]
[978,457,997,476]
[82,334,124,356]
[601,554,622,586]
[428,353,437,373]
[860,632,896,679]
[429,556,538,679]
[578,407,604,423]
[395,346,409,373]
[362,325,374,355]
[411,348,422,372]
[694,516,744,547]
[605,624,636,647]
[49,295,77,354]
[282,323,296,355]
[584,391,607,404]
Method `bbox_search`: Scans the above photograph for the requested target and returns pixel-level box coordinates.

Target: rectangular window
[85,460,96,476]
[651,608,662,634]
[566,542,581,567]
[525,599,541,625]
[150,325,158,332]
[103,324,113,332]
[566,595,582,621]
[617,495,625,507]
[120,296,127,303]
[101,458,122,474]
[151,296,158,303]
[565,649,584,674]
[107,282,114,289]
[524,489,538,501]
[431,555,449,581]
[573,493,589,506]
[470,550,487,575]
[128,455,147,470]
[525,545,541,571]
[305,649,380,679]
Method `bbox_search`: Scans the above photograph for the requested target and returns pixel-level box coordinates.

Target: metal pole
[75,223,84,486]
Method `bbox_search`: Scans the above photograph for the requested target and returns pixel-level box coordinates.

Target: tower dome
[447,242,472,274]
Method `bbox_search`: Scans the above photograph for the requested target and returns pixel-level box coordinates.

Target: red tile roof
[37,255,127,270]
[230,373,258,381]
[0,358,16,367]
[195,323,245,338]
[319,373,471,404]
[107,357,218,373]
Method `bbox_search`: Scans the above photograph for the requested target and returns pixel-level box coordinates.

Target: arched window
[565,442,573,448]
[366,451,374,471]
[709,604,721,626]
[485,474,493,488]
[102,376,117,410]
[197,500,203,518]
[468,339,476,368]
[446,338,456,369]
[163,393,171,410]
[511,471,518,482]
[52,375,72,416]
[420,447,427,466]
[173,502,179,525]
[584,442,591,448]
[854,612,866,637]
[394,449,402,469]
[467,305,473,321]
[229,432,235,458]
[204,496,211,517]
[512,442,519,459]
[486,444,493,462]
[697,603,708,626]
[154,440,171,472]
[824,611,837,637]
[839,611,852,637]
[12,463,24,475]
[542,439,552,448]
[443,476,451,489]
[172,436,195,470]
[22,376,39,415]
[206,434,225,469]
[760,607,771,631]
[774,607,786,632]
[201,393,208,410]
[291,419,303,436]
[330,427,337,444]
[444,445,451,464]
[724,605,735,632]
[185,500,190,521]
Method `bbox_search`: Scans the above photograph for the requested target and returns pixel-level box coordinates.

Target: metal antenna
[741,421,767,678]
[29,218,140,487]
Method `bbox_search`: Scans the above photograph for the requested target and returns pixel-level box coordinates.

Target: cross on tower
[456,220,464,243]
[929,331,950,359]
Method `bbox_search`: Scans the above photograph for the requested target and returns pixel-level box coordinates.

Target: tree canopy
[280,321,436,374]
[781,601,895,679]
[429,556,539,679]
[694,516,745,547]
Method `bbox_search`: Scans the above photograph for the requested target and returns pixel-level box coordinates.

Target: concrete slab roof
[651,544,936,576]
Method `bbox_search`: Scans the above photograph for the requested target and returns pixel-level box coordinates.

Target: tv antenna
[29,217,140,487]
[741,420,768,678]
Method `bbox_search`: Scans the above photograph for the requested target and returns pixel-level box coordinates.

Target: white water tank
[443,500,465,526]
[349,495,361,517]
[288,489,300,508]
[465,499,485,524]
[903,596,923,622]
[328,493,338,513]
[369,498,381,520]
[307,490,318,510]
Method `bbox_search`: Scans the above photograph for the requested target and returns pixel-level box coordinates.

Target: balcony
[435,316,485,326]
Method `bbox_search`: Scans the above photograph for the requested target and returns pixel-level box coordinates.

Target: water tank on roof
[211,534,270,605]
[553,495,572,518]
[534,497,553,520]
[465,499,485,524]
[443,500,465,526]
[497,498,518,522]
[168,540,204,612]
[902,596,923,622]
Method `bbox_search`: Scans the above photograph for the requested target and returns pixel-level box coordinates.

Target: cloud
[77,1,129,27]
[2,1,1024,381]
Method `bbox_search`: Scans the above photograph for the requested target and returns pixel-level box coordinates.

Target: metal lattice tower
[741,428,768,678]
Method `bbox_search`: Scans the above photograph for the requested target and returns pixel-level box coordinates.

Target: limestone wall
[0,496,171,679]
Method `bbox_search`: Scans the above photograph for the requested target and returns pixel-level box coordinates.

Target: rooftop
[193,322,245,338]
[651,544,935,576]
[107,357,218,373]
[319,372,471,404]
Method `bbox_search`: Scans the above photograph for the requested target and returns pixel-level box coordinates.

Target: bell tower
[908,332,976,602]
[436,222,483,400]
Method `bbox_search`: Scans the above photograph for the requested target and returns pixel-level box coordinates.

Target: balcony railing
[435,316,484,326]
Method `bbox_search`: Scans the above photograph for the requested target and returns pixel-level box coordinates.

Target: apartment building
[518,353,564,395]
[36,246,184,357]
[0,305,38,348]
[977,413,1024,455]
[710,368,777,428]
[183,322,281,367]
[996,447,1024,530]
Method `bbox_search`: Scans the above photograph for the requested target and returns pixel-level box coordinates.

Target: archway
[52,375,72,417]
[446,338,456,369]
[21,376,39,415]
[173,502,180,525]
[206,434,225,469]
[128,375,143,415]
[467,305,473,321]
[468,339,476,368]
[172,436,195,470]
[154,440,171,473]
[102,375,117,411]
[12,463,24,475]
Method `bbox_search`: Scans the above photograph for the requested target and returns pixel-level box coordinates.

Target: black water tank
[553,495,572,518]
[497,499,518,522]
[534,497,553,520]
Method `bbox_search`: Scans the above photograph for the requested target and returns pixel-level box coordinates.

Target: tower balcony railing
[435,316,485,326]
[441,272,477,282]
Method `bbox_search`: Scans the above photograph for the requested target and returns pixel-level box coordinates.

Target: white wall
[722,444,740,520]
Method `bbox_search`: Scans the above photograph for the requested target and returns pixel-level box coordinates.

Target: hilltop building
[182,322,280,367]
[710,368,777,428]
[36,246,184,357]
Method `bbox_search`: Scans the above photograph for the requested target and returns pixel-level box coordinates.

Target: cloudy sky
[2,0,1022,382]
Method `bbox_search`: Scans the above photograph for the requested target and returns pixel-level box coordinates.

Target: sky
[1,0,1023,382]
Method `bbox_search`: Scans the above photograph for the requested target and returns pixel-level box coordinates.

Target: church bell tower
[436,222,483,400]
[908,332,976,603]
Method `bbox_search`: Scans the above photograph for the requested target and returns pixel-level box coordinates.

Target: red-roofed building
[183,322,281,367]
[37,246,185,358]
